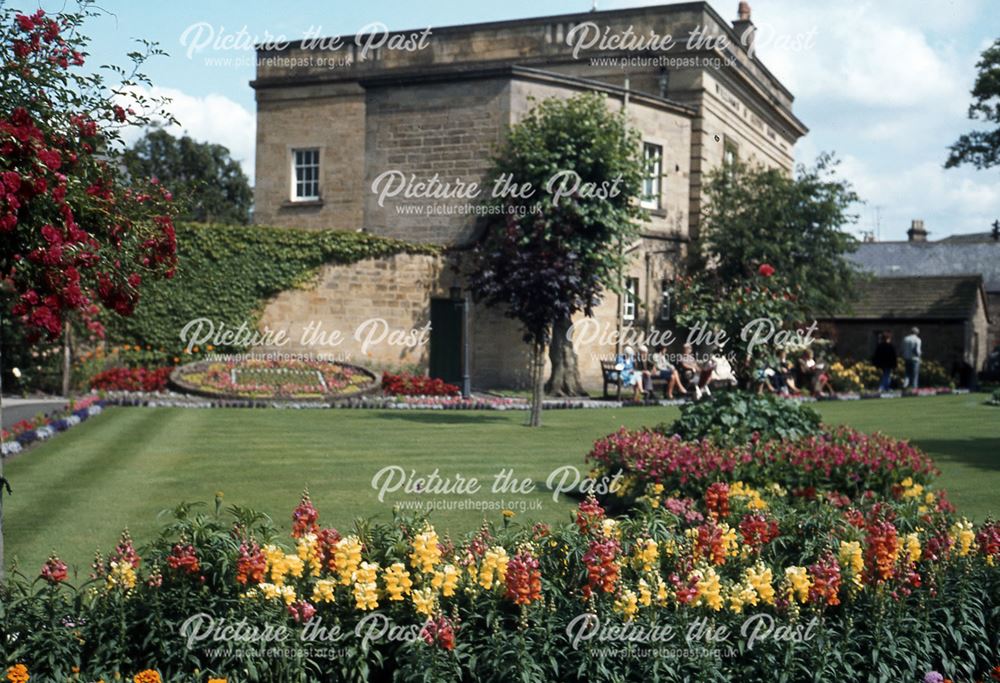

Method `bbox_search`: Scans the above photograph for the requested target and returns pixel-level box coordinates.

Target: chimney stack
[733,2,756,52]
[907,219,928,242]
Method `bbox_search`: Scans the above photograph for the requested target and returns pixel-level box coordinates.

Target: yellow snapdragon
[410,526,442,573]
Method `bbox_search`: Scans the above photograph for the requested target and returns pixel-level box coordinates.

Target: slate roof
[940,231,1000,244]
[849,241,1000,292]
[828,275,985,320]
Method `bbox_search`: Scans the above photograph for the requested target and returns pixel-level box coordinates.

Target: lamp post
[450,286,472,398]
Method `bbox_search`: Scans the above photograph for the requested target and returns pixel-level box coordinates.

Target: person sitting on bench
[616,345,643,400]
[678,343,715,400]
[649,344,686,399]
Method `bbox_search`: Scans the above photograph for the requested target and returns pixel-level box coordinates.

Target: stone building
[251,1,806,390]
[848,220,1000,370]
[817,275,992,381]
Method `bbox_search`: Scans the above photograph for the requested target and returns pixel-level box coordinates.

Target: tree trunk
[546,314,587,397]
[61,321,72,397]
[528,340,544,427]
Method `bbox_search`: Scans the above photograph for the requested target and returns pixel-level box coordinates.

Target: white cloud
[748,2,967,108]
[838,154,1000,239]
[115,86,256,180]
[599,1,1000,236]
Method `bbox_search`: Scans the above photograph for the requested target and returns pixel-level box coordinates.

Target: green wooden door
[429,298,463,385]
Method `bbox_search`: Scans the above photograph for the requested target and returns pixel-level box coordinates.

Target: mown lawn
[3,394,998,575]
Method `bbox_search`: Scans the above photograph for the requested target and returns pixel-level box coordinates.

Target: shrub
[88,366,173,392]
[660,391,822,447]
[382,372,460,397]
[990,388,1000,406]
[1,494,997,682]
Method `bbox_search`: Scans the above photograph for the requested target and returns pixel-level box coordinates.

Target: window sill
[282,199,324,208]
[644,207,667,218]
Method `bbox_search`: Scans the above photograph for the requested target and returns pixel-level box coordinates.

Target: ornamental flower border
[0,397,104,458]
[168,356,379,402]
[2,488,998,682]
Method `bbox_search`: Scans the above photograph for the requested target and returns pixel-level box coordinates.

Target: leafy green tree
[467,93,646,425]
[699,153,860,316]
[123,128,252,224]
[947,38,1000,170]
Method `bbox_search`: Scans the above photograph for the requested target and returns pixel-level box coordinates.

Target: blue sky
[30,0,1000,240]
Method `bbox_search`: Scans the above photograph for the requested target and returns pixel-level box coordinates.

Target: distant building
[249,1,806,389]
[817,275,991,380]
[848,220,1000,363]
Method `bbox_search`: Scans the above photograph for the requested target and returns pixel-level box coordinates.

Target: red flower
[41,555,68,584]
[807,553,842,606]
[236,541,267,586]
[505,550,542,606]
[37,149,62,170]
[15,14,36,31]
[738,512,779,550]
[287,600,316,624]
[421,616,456,650]
[705,482,730,520]
[166,543,200,575]
[292,490,319,538]
[575,496,605,534]
[758,263,775,277]
[582,538,620,597]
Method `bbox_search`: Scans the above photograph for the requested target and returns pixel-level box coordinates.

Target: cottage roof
[830,275,986,321]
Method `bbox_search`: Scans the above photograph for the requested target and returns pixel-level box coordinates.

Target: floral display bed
[168,356,378,401]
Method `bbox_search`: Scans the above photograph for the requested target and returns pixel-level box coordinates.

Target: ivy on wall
[109,222,440,354]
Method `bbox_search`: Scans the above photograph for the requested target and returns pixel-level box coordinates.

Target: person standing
[872,331,897,392]
[902,327,922,389]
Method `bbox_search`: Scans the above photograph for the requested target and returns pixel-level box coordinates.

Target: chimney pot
[907,219,928,242]
[733,2,755,50]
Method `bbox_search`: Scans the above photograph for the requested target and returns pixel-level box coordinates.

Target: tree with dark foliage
[124,128,252,225]
[467,93,646,425]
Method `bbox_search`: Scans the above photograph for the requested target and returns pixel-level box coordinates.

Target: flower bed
[1,491,997,681]
[169,356,378,400]
[1,396,104,458]
[588,426,938,504]
[381,371,461,397]
[89,366,173,392]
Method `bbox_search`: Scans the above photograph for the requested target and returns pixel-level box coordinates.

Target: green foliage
[700,153,861,316]
[990,388,1000,405]
[946,38,1000,170]
[660,391,823,447]
[123,128,253,225]
[469,92,646,341]
[109,222,438,354]
[668,268,801,384]
[468,92,647,423]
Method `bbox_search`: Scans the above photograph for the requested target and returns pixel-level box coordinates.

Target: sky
[26,0,1000,240]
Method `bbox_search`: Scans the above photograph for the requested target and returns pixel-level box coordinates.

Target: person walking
[902,327,922,389]
[872,331,897,392]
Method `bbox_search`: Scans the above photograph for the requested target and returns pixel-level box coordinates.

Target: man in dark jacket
[872,331,897,392]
